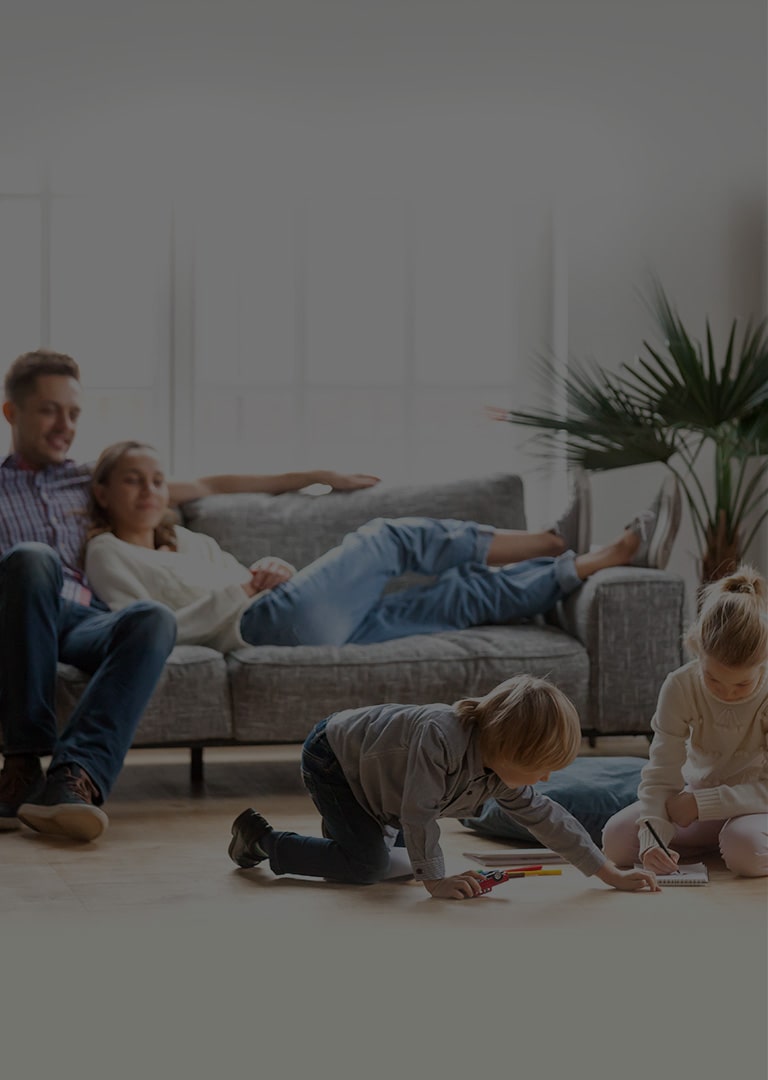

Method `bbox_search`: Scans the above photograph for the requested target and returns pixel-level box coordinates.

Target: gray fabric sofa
[56,474,686,780]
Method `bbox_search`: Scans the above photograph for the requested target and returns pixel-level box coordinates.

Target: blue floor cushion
[460,756,645,847]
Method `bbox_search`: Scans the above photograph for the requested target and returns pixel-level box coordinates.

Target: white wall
[0,1,765,607]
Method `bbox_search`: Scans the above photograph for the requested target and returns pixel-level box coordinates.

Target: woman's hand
[665,791,699,828]
[423,872,485,900]
[242,557,296,597]
[315,471,381,492]
[641,845,680,875]
[596,862,661,892]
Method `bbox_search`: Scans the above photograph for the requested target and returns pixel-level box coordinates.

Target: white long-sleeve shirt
[636,659,768,855]
[85,527,255,652]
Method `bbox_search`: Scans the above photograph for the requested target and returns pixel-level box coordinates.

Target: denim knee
[0,542,62,591]
[113,600,177,654]
[354,517,390,538]
[346,848,393,885]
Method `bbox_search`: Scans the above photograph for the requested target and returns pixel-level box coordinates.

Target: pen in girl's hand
[644,820,673,856]
[644,819,680,871]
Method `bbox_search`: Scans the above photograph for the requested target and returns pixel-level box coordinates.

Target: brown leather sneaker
[18,763,108,842]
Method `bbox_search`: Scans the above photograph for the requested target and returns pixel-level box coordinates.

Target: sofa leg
[190,746,204,789]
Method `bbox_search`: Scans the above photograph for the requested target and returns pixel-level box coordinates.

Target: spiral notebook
[635,861,709,886]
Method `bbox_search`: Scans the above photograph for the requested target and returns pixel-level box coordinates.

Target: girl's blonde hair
[686,564,768,667]
[455,674,581,770]
[87,440,178,551]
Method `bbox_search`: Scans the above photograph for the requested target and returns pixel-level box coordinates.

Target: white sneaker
[551,469,592,554]
[629,475,682,569]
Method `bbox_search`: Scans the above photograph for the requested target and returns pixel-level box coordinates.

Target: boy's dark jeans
[264,719,394,883]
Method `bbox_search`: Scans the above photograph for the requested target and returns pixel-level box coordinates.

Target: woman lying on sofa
[84,441,681,652]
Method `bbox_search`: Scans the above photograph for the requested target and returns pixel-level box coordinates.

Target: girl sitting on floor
[603,565,768,878]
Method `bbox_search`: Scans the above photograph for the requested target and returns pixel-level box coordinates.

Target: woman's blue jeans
[0,543,177,800]
[262,718,395,883]
[239,516,581,647]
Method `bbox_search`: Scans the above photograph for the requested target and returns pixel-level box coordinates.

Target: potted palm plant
[497,282,768,583]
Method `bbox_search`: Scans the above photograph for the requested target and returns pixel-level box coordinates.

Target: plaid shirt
[0,454,95,605]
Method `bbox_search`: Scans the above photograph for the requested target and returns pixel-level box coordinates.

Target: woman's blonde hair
[455,674,581,770]
[87,440,178,551]
[686,564,768,667]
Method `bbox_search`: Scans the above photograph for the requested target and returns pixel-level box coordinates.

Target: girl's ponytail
[720,568,766,599]
[686,564,768,667]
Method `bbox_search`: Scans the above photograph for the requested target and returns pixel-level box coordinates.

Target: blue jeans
[239,516,581,646]
[0,543,177,800]
[262,718,394,883]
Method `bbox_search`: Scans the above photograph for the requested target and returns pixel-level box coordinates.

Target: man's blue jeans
[0,543,177,800]
[262,718,394,883]
[239,516,582,647]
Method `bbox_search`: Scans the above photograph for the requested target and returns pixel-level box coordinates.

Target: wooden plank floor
[2,741,766,1080]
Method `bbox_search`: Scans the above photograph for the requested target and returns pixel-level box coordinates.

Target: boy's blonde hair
[455,674,581,770]
[686,564,768,668]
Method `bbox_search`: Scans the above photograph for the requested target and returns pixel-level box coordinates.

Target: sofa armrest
[552,567,686,735]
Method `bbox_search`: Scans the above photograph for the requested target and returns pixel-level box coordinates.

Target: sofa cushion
[56,646,233,745]
[181,473,526,569]
[227,623,588,742]
[459,755,645,846]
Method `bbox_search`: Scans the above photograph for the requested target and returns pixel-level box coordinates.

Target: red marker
[474,866,560,895]
[476,870,520,894]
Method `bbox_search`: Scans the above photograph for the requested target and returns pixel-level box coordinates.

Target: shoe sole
[228,809,268,867]
[647,480,682,570]
[17,802,109,842]
[228,831,260,868]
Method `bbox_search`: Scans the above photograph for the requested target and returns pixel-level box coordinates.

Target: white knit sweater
[85,527,256,653]
[636,659,768,855]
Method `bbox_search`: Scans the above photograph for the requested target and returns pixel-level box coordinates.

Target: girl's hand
[665,791,699,828]
[247,557,296,594]
[423,872,485,900]
[596,862,661,892]
[642,845,680,875]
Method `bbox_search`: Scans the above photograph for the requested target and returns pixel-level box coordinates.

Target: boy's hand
[423,872,485,900]
[596,862,661,892]
[642,845,681,875]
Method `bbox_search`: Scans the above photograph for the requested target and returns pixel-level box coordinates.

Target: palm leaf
[498,277,768,581]
[505,355,678,471]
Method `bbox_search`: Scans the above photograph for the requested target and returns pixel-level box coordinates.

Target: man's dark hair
[4,349,81,405]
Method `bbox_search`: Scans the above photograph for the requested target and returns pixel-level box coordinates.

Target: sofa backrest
[181,473,527,568]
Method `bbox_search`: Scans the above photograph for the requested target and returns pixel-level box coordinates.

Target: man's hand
[666,791,699,828]
[423,872,484,900]
[241,557,296,597]
[596,862,661,892]
[315,471,380,492]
